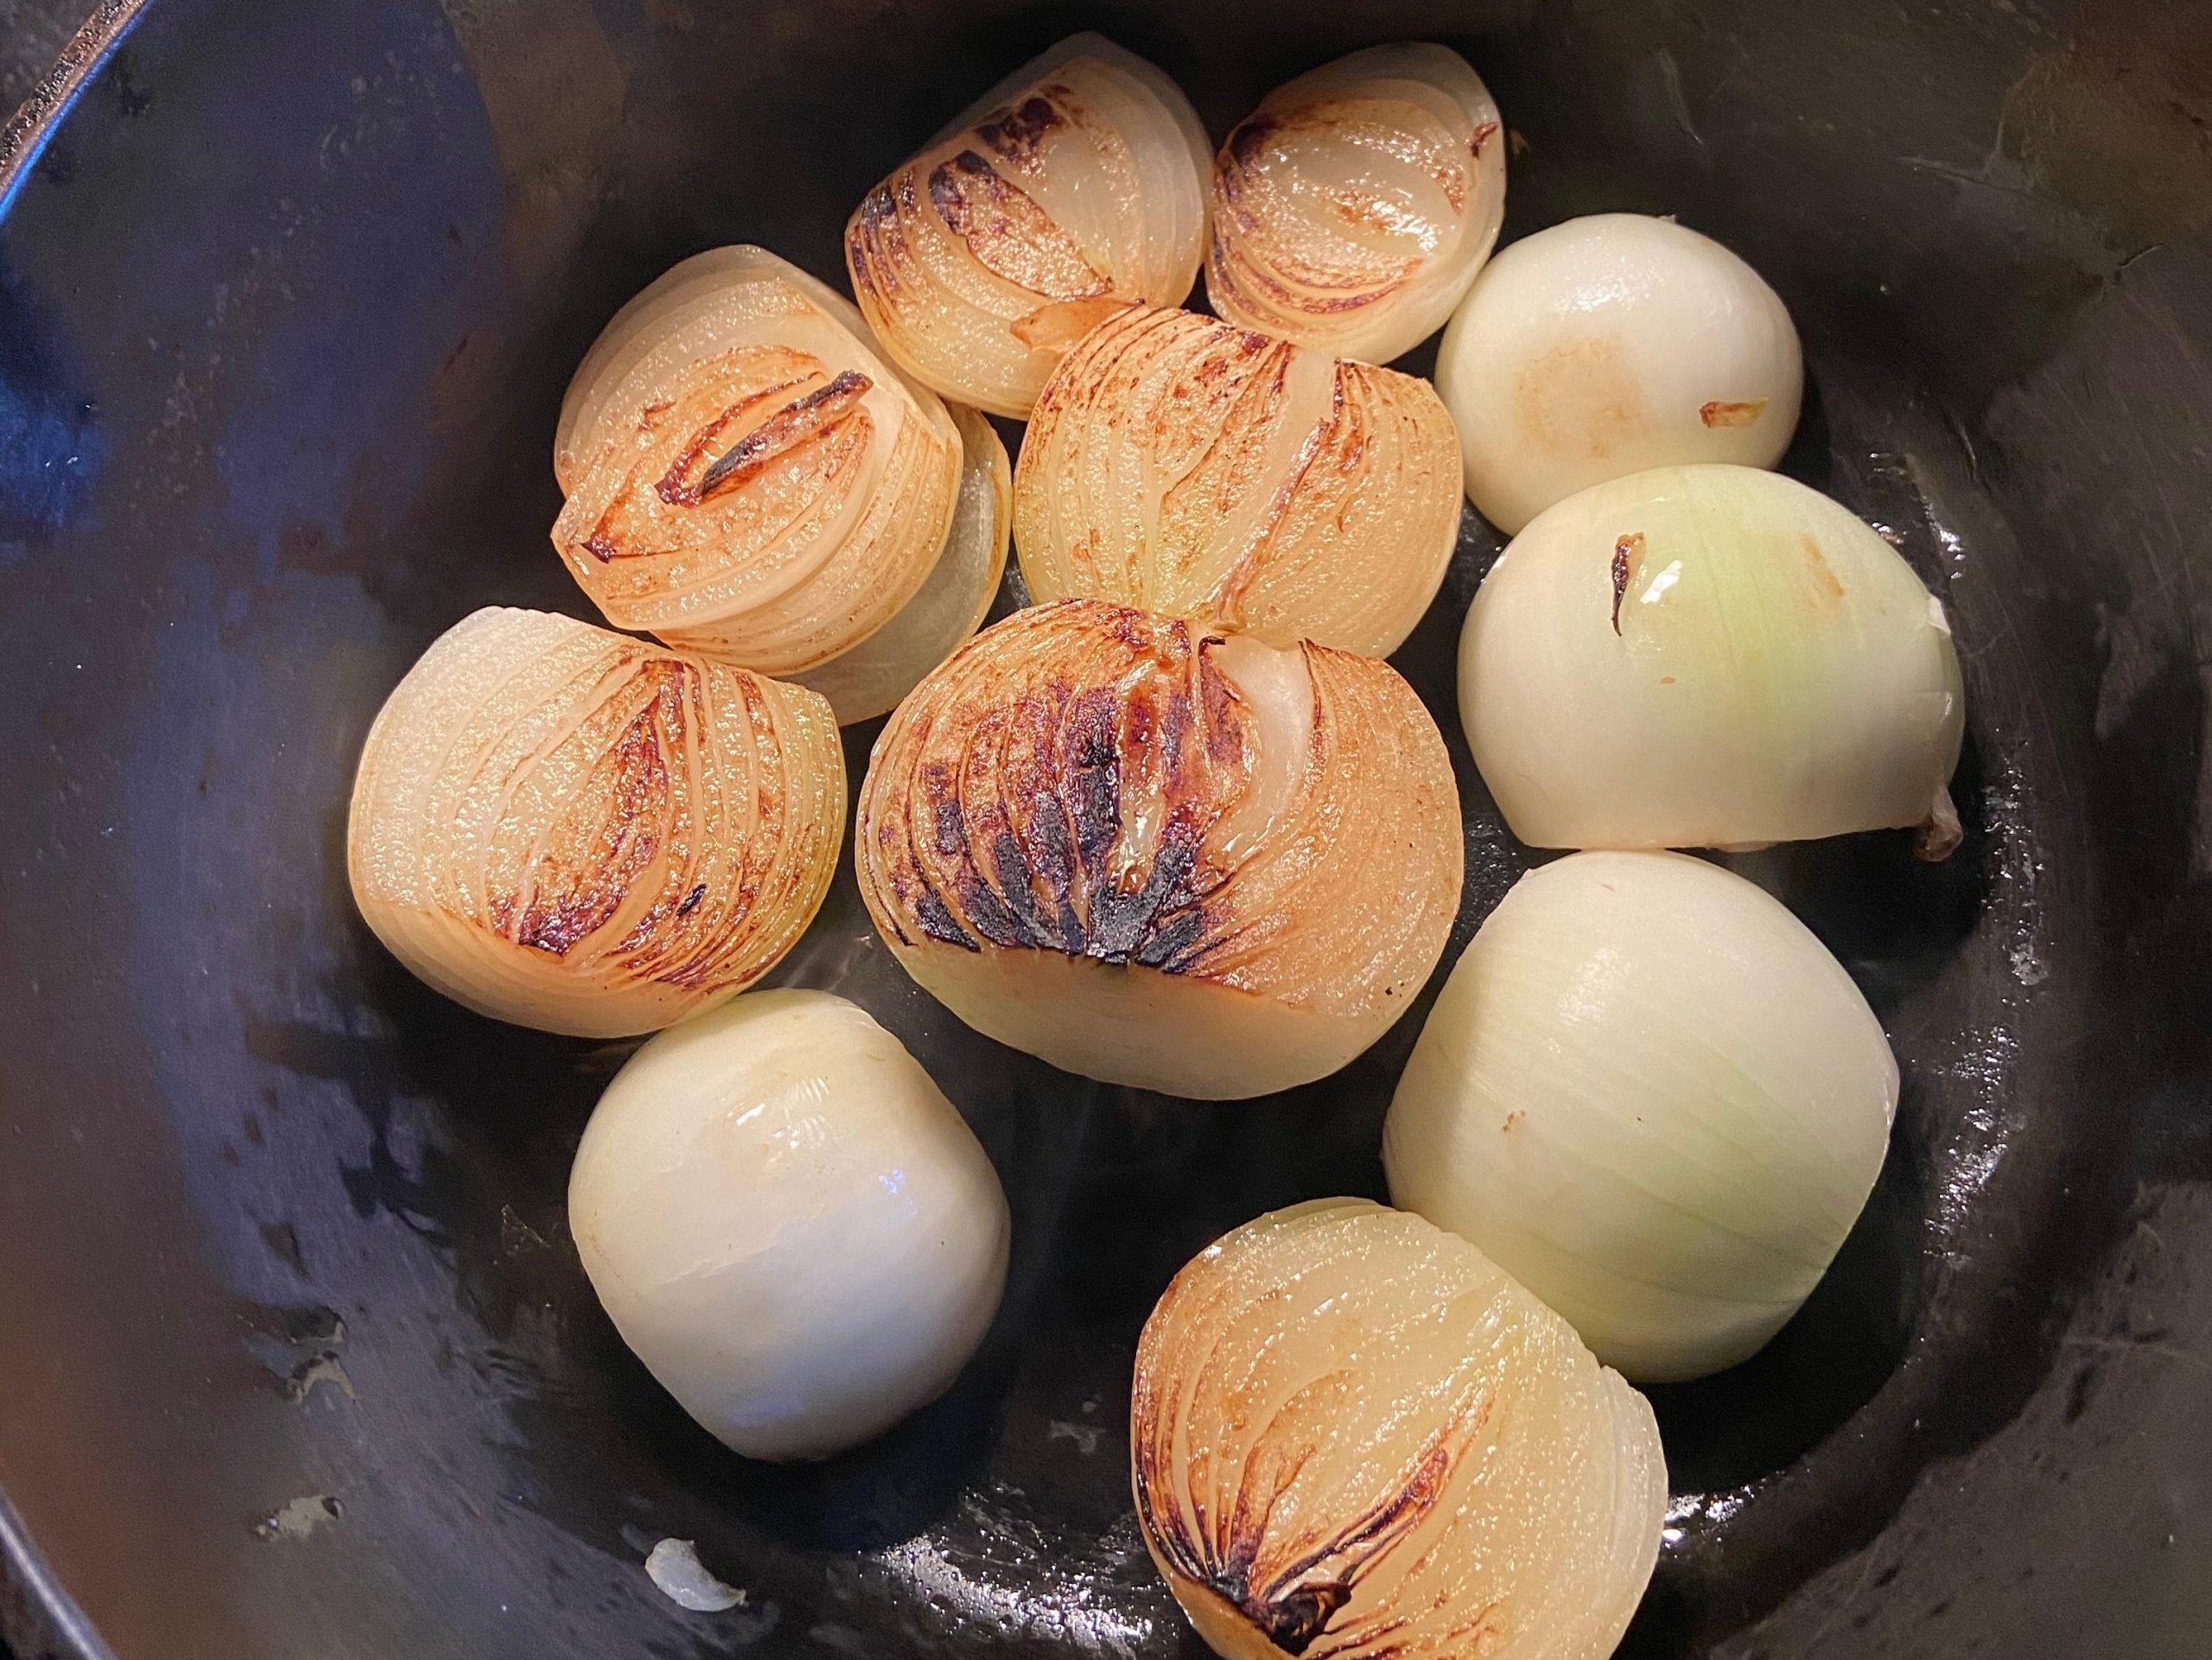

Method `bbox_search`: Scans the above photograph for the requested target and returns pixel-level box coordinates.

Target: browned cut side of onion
[855,600,1461,1098]
[844,34,1211,418]
[1014,306,1464,657]
[348,608,844,1038]
[551,245,962,678]
[1133,1199,1665,1660]
[1208,44,1507,365]
[790,403,1011,723]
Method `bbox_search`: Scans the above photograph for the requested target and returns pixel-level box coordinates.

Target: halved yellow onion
[1014,306,1463,657]
[1207,44,1507,365]
[348,607,844,1038]
[1133,1199,1665,1660]
[1460,464,1965,854]
[551,245,963,687]
[844,33,1211,418]
[790,404,1011,722]
[856,601,1462,1098]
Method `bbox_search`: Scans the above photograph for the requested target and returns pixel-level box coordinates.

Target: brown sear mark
[974,94,1063,163]
[655,369,872,507]
[1611,531,1645,636]
[1700,398,1767,428]
[1503,1110,1525,1132]
[1469,119,1499,157]
[1801,534,1845,603]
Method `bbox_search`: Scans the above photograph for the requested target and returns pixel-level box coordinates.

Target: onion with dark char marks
[553,245,1007,720]
[347,607,844,1038]
[844,34,1211,418]
[1207,45,1507,366]
[1132,1199,1665,1660]
[855,600,1462,1098]
[1014,305,1464,658]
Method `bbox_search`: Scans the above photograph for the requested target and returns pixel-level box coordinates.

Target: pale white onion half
[791,404,1011,722]
[551,245,963,678]
[1207,44,1507,365]
[1014,305,1463,657]
[571,989,1008,1461]
[1385,850,1899,1382]
[844,33,1211,417]
[1459,464,1964,853]
[1133,1199,1664,1660]
[857,601,1463,1098]
[347,608,844,1038]
[1436,213,1802,533]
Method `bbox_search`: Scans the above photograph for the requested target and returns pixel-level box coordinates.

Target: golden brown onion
[348,608,844,1038]
[1207,45,1507,365]
[551,245,962,680]
[844,34,1211,418]
[855,601,1462,1097]
[1014,306,1463,657]
[790,404,1012,722]
[1133,1199,1664,1660]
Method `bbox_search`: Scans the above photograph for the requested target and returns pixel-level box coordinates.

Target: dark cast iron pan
[2,1,2209,1656]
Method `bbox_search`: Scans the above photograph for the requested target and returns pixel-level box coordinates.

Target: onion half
[347,608,844,1038]
[844,34,1211,417]
[551,245,963,681]
[1459,464,1965,853]
[1014,306,1463,657]
[856,600,1462,1098]
[790,403,1011,722]
[1133,1199,1664,1660]
[570,990,1008,1461]
[1206,45,1507,365]
[1385,851,1899,1382]
[1435,214,1802,533]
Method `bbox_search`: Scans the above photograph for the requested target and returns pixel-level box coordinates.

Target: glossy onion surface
[1133,1199,1665,1660]
[1208,44,1508,365]
[1015,305,1464,657]
[1386,851,1900,1381]
[570,989,1008,1460]
[348,607,844,1038]
[856,601,1462,1097]
[845,33,1211,417]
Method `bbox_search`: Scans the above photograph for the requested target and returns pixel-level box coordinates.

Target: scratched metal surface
[0,1,2209,1657]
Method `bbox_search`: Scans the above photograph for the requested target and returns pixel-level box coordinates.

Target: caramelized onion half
[1014,307,1463,657]
[1134,1199,1665,1660]
[791,404,1012,722]
[552,245,963,680]
[1207,45,1507,365]
[856,601,1462,1098]
[844,33,1211,417]
[348,608,844,1038]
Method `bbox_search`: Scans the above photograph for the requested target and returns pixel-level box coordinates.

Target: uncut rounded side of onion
[1435,213,1802,535]
[569,990,1008,1461]
[1384,850,1901,1383]
[1459,463,1966,855]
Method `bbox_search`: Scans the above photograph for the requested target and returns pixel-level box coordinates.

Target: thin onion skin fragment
[843,33,1211,418]
[1435,214,1802,534]
[346,608,844,1039]
[1208,44,1508,366]
[1014,306,1465,658]
[551,245,963,683]
[569,991,1008,1462]
[1459,463,1965,853]
[855,600,1462,1098]
[1132,1199,1665,1660]
[1385,850,1900,1383]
